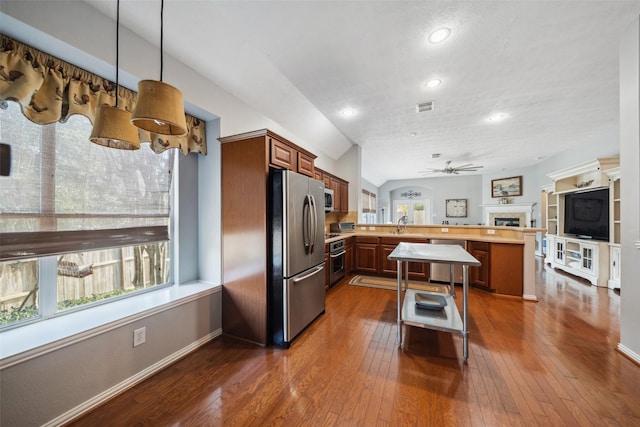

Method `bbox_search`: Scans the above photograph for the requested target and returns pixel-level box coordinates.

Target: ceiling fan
[418,160,484,175]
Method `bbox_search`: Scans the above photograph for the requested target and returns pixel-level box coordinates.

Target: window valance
[0,34,206,155]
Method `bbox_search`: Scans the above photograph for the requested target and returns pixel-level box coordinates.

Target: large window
[361,189,377,224]
[0,101,174,328]
[393,199,430,225]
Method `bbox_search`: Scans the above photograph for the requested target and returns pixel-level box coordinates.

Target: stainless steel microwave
[324,188,334,212]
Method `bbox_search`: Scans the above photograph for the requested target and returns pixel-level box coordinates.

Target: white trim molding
[42,329,222,427]
[617,343,640,366]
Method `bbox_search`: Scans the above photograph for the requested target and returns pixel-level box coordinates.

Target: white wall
[619,16,640,361]
[378,175,483,225]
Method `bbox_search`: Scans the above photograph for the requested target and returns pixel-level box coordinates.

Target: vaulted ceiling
[84,0,640,186]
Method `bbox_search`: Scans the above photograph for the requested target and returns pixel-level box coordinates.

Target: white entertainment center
[543,158,620,289]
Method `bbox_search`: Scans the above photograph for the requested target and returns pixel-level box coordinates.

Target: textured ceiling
[84,0,640,186]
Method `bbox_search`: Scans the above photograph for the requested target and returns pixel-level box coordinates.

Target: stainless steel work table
[387,242,481,361]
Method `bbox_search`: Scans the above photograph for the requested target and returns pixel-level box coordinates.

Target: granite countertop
[324,230,532,245]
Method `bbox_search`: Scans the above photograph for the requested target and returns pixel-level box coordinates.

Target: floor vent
[416,101,434,113]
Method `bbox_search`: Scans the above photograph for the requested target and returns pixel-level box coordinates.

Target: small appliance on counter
[330,222,356,233]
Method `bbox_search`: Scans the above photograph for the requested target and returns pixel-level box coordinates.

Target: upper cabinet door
[270,137,297,171]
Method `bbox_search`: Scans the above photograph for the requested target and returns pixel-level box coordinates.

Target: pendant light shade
[130,80,187,136]
[89,0,141,150]
[90,105,141,150]
[130,0,187,137]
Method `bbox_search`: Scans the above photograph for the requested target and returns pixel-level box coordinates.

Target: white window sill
[0,281,221,367]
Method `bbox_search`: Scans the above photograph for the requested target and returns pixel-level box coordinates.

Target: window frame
[0,104,176,330]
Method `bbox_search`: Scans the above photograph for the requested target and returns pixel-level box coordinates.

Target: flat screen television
[564,188,609,241]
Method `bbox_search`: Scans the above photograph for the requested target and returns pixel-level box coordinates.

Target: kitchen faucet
[397,215,408,233]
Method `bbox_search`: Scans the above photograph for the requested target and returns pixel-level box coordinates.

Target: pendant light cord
[115,0,120,108]
[160,0,164,82]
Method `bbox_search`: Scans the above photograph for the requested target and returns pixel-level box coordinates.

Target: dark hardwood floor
[69,259,640,426]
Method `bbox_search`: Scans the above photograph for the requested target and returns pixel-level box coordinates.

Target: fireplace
[495,217,520,227]
[482,203,535,227]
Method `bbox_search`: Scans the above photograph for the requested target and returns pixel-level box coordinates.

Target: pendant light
[130,0,187,136]
[90,0,140,150]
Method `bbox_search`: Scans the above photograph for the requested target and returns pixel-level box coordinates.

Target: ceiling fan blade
[456,166,484,171]
[453,163,473,169]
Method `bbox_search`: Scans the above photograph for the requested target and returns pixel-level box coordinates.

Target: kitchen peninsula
[325,224,543,301]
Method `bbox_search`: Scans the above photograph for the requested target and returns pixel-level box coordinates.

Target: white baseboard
[43,328,222,427]
[617,342,640,366]
[522,294,538,302]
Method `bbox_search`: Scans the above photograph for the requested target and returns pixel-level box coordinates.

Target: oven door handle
[330,250,346,258]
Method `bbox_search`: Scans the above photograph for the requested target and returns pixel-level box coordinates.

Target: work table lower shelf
[401,289,462,334]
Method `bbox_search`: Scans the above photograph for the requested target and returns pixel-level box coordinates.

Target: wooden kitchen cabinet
[355,236,379,273]
[297,151,315,177]
[219,129,317,345]
[468,241,490,290]
[330,177,341,212]
[268,132,316,177]
[345,236,355,274]
[340,181,349,213]
[315,168,349,212]
[490,243,523,296]
[379,237,429,280]
[468,240,523,296]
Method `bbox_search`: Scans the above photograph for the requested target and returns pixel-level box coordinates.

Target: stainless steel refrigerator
[269,169,326,348]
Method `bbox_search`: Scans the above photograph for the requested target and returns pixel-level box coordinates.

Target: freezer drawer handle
[293,265,324,283]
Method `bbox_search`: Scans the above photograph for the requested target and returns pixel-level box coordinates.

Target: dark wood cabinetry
[340,181,349,213]
[345,236,355,274]
[468,241,490,290]
[354,236,429,280]
[379,237,429,280]
[297,152,315,177]
[468,241,523,296]
[267,132,316,177]
[315,167,349,213]
[219,129,317,345]
[355,236,379,273]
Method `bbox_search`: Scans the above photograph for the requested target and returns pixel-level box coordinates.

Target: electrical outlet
[133,327,146,347]
[441,228,449,232]
[487,229,496,234]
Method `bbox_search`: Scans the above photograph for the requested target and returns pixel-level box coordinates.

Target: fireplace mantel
[481,202,536,227]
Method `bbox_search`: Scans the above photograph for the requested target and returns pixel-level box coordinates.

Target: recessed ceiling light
[428,27,451,44]
[425,79,441,88]
[341,108,356,117]
[409,132,417,137]
[488,112,508,122]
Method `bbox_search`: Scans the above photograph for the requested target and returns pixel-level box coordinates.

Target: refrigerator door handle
[309,194,317,253]
[293,265,325,283]
[303,194,311,252]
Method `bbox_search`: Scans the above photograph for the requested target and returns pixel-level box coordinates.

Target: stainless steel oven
[329,239,346,286]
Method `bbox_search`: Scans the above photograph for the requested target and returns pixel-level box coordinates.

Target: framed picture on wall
[446,199,467,217]
[491,176,522,198]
